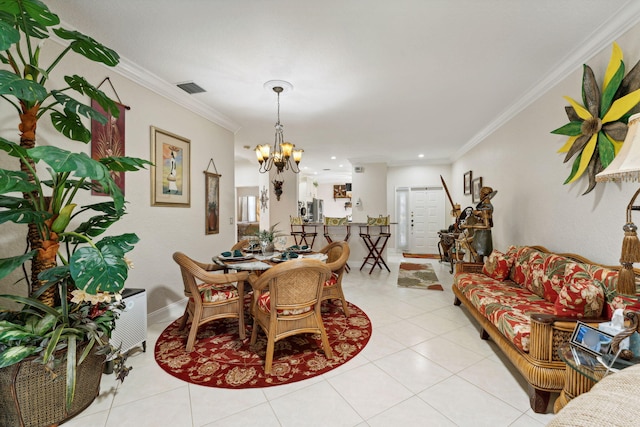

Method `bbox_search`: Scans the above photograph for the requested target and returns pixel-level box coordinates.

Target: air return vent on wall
[177,81,206,94]
[354,166,364,173]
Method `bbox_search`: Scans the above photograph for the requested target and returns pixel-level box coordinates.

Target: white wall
[451,22,640,265]
[0,40,237,314]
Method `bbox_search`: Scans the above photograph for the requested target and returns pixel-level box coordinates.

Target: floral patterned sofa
[453,245,640,413]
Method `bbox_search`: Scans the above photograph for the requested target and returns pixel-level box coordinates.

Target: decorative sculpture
[272,179,283,201]
[551,42,640,194]
[459,186,497,263]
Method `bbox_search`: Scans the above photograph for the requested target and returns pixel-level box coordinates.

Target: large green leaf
[564,153,582,184]
[0,136,28,158]
[0,168,38,193]
[69,245,128,294]
[96,233,139,254]
[0,17,19,50]
[99,156,153,172]
[51,90,107,124]
[53,27,119,67]
[0,327,37,342]
[33,312,57,335]
[0,345,38,368]
[65,335,76,409]
[69,213,121,238]
[0,205,49,225]
[0,0,59,26]
[36,265,70,285]
[0,251,36,281]
[64,75,119,118]
[50,109,91,142]
[28,146,109,180]
[0,69,47,101]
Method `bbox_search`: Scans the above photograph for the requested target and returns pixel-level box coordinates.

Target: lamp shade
[596,112,640,182]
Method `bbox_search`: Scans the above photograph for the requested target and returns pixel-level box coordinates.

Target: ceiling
[48,0,640,183]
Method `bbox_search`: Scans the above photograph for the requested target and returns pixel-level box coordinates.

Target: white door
[405,187,445,254]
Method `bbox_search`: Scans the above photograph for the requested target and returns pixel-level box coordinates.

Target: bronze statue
[460,186,497,262]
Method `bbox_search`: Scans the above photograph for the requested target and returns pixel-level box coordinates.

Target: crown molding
[452,0,640,161]
[50,23,242,134]
[113,57,241,133]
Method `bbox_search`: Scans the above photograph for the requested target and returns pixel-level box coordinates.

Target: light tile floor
[66,253,558,427]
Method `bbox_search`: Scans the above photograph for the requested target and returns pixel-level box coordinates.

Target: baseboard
[147,297,186,326]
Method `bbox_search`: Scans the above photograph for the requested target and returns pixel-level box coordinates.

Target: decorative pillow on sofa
[509,246,539,286]
[524,253,571,302]
[482,250,513,281]
[606,294,640,318]
[554,276,605,318]
[564,262,619,294]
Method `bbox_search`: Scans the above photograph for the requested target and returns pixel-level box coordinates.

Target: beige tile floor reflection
[65,253,557,427]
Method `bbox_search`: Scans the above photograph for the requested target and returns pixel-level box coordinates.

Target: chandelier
[255,81,303,174]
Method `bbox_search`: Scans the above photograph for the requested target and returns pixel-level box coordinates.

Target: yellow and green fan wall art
[552,42,640,194]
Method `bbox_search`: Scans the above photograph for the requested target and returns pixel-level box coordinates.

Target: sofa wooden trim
[452,245,638,413]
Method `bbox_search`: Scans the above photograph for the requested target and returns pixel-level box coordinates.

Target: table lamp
[596,112,640,294]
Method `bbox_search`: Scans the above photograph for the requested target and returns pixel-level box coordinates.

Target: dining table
[212,251,328,273]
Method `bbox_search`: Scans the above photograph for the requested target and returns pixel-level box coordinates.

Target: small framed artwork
[150,126,191,207]
[463,171,472,195]
[570,321,614,358]
[205,172,220,234]
[472,177,483,203]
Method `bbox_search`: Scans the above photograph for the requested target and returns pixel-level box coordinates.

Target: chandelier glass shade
[256,84,303,174]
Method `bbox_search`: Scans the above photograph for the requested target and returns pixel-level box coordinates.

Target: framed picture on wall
[204,172,220,234]
[463,171,472,195]
[472,177,482,203]
[150,126,191,207]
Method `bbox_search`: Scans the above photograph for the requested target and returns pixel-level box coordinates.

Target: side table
[554,342,609,412]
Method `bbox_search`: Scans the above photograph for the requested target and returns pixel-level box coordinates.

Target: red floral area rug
[154,300,371,388]
[397,262,443,291]
[402,253,441,259]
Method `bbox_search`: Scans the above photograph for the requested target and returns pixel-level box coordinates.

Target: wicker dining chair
[319,241,351,316]
[249,259,333,374]
[173,252,249,351]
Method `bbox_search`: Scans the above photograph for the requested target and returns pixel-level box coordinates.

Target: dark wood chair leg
[480,329,490,340]
[453,296,462,306]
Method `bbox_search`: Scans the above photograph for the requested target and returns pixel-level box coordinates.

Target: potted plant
[0,1,150,425]
[255,223,285,255]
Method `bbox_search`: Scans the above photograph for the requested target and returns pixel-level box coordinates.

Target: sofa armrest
[528,314,607,362]
[455,262,484,274]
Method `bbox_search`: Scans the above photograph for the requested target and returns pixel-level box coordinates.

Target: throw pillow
[564,262,619,295]
[606,295,640,319]
[510,246,538,286]
[482,250,513,281]
[554,276,605,318]
[525,253,571,302]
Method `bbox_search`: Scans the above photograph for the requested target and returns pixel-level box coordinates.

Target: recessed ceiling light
[339,164,344,167]
[331,156,336,160]
[418,154,424,158]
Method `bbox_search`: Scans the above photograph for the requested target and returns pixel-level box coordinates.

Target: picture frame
[472,177,483,203]
[204,172,220,234]
[570,321,614,358]
[91,100,126,196]
[150,126,191,207]
[463,171,472,195]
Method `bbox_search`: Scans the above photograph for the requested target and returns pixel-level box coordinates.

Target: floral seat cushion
[324,272,339,287]
[257,292,313,315]
[196,283,238,303]
[455,273,556,352]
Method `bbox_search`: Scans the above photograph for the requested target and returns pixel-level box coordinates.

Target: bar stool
[359,224,391,274]
[290,216,318,248]
[323,217,351,272]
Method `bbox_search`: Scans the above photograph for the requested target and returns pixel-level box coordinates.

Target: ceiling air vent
[176,82,206,94]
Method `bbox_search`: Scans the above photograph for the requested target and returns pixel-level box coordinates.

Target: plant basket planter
[0,343,105,427]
